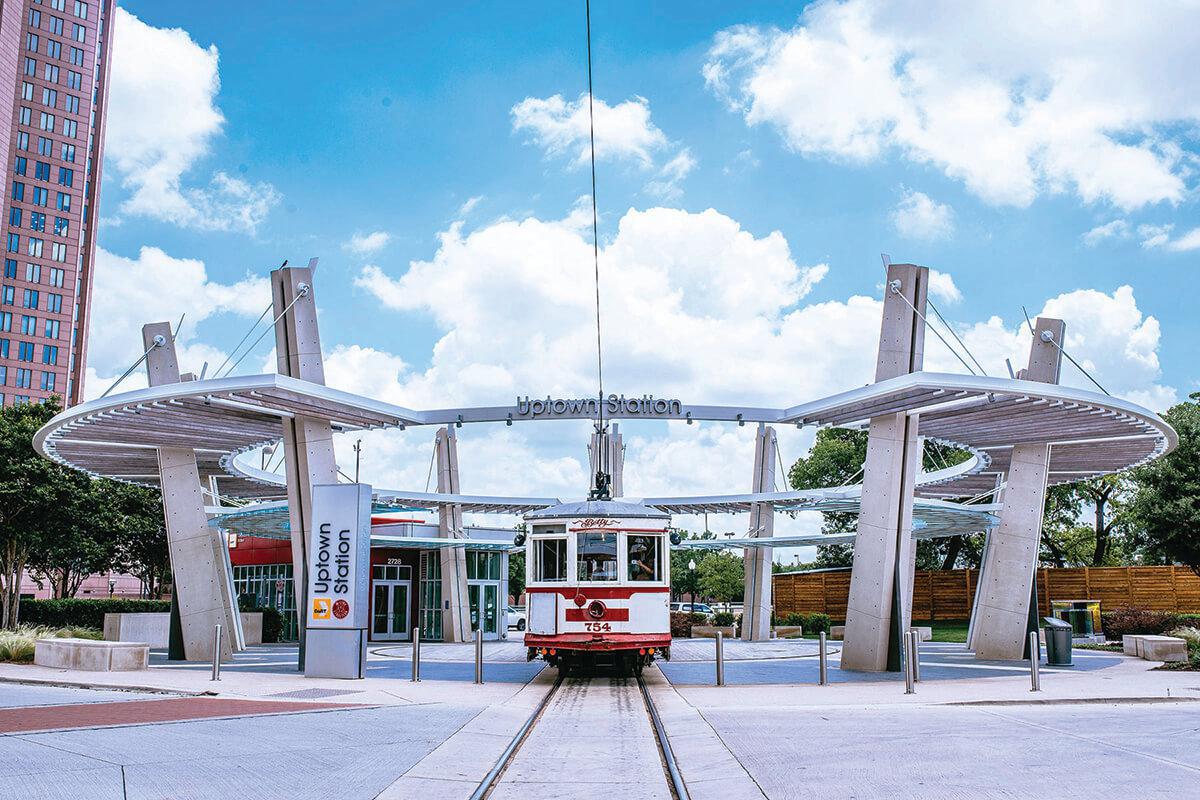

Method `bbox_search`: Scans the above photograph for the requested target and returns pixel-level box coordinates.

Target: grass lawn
[920,620,969,643]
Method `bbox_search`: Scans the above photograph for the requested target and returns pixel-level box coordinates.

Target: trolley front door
[371,581,411,641]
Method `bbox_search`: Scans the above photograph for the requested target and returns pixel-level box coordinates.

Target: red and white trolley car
[521,500,674,674]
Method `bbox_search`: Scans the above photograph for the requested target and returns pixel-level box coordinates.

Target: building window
[13,157,27,177]
[55,192,69,211]
[22,289,39,309]
[21,316,36,335]
[75,2,88,20]
[16,132,29,151]
[57,167,73,186]
[60,143,74,163]
[53,217,68,236]
[27,238,42,257]
[46,40,61,60]
[64,95,78,114]
[50,242,66,262]
[35,161,50,181]
[26,263,40,283]
[24,57,36,77]
[52,0,67,10]
[44,318,58,338]
[37,137,52,156]
[40,371,55,392]
[42,87,57,108]
[1,286,13,305]
[0,339,7,358]
[29,212,45,232]
[0,312,11,332]
[46,294,61,313]
[72,23,84,43]
[15,368,32,389]
[18,107,31,126]
[8,209,20,228]
[18,341,34,361]
[11,181,23,202]
[48,16,63,36]
[4,260,16,279]
[43,344,58,365]
[33,187,48,206]
[21,82,34,101]
[5,233,17,253]
[66,69,81,90]
[44,63,59,83]
[29,8,42,27]
[47,267,63,287]
[419,552,442,641]
[38,112,55,132]
[26,34,39,53]
[68,46,83,66]
[61,119,76,138]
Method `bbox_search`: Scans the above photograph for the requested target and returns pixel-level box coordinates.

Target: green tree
[670,529,715,601]
[110,484,170,598]
[696,551,744,603]
[1128,393,1200,573]
[508,550,526,601]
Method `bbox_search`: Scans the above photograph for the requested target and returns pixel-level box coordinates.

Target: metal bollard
[1029,630,1041,692]
[903,630,915,694]
[211,623,222,681]
[715,631,725,686]
[474,628,484,684]
[818,631,828,685]
[911,629,921,683]
[411,627,421,682]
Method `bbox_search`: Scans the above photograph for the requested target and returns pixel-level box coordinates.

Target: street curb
[946,696,1200,707]
[0,674,213,697]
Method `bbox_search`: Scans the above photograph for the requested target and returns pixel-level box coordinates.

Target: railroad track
[471,671,689,800]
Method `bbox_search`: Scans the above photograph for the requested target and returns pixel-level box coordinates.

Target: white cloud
[512,93,669,168]
[343,231,391,256]
[723,149,761,175]
[927,269,962,304]
[105,9,279,233]
[1082,219,1130,247]
[1138,223,1200,252]
[83,246,270,398]
[704,0,1198,210]
[644,148,697,200]
[457,196,484,216]
[891,189,954,240]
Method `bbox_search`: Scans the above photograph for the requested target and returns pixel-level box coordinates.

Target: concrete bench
[830,625,846,640]
[914,626,932,642]
[1122,634,1144,656]
[34,638,149,671]
[104,611,262,647]
[1138,635,1188,663]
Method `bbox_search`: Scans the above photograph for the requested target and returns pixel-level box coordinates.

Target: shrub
[670,611,693,638]
[1100,608,1178,639]
[18,598,171,630]
[781,612,806,627]
[689,612,709,625]
[713,611,735,627]
[0,625,102,663]
[805,613,832,635]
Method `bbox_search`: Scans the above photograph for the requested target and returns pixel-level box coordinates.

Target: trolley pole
[411,627,421,682]
[474,628,484,684]
[715,631,725,686]
[911,629,921,683]
[903,630,915,694]
[1029,631,1041,692]
[210,624,222,682]
[818,631,828,685]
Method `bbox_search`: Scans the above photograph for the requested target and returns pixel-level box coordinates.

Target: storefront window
[576,532,617,581]
[535,539,567,582]
[627,535,662,581]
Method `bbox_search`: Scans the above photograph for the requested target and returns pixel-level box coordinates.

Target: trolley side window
[535,538,567,582]
[576,531,618,581]
[626,534,662,582]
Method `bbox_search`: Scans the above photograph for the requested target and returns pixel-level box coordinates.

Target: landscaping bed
[0,625,103,663]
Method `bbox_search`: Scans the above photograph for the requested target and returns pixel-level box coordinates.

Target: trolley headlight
[587,600,606,620]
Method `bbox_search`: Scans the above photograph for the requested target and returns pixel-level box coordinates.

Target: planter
[773,625,803,638]
[692,625,737,639]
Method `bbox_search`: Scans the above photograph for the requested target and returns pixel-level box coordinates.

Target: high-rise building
[0,0,114,408]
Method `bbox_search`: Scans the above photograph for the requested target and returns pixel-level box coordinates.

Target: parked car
[507,605,526,631]
[670,602,715,619]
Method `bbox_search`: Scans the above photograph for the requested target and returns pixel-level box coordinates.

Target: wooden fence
[773,565,1200,621]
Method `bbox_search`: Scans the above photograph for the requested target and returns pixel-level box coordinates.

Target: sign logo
[312,598,331,620]
[332,599,350,620]
[576,518,615,529]
[515,394,682,419]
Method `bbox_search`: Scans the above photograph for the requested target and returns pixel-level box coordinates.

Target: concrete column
[971,318,1065,660]
[741,423,776,641]
[589,423,624,498]
[271,261,338,665]
[143,322,241,660]
[436,426,472,642]
[841,263,927,672]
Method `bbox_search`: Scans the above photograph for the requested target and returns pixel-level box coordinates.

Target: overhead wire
[585,0,606,438]
[1022,305,1110,395]
[212,301,273,378]
[927,299,988,377]
[888,282,978,377]
[221,288,310,378]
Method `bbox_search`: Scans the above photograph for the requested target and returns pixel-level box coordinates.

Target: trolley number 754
[584,622,612,632]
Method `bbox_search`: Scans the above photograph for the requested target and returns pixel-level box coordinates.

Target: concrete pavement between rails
[2,643,1199,799]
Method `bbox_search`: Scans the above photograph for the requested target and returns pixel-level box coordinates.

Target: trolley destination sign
[515,393,683,419]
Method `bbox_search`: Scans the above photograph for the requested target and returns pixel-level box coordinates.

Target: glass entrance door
[371,581,411,641]
[468,581,500,639]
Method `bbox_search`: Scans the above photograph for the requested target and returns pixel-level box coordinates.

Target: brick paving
[0,696,362,734]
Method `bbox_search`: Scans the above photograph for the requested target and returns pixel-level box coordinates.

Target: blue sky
[89,1,1199,537]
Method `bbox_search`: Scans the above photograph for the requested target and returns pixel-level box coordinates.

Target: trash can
[1043,617,1073,666]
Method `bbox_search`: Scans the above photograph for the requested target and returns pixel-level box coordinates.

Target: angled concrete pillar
[271,261,338,667]
[144,322,241,660]
[436,426,472,642]
[841,263,927,672]
[971,318,1065,660]
[742,423,776,641]
[588,423,624,497]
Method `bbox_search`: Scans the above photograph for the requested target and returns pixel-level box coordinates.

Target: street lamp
[688,559,697,605]
[107,577,116,598]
